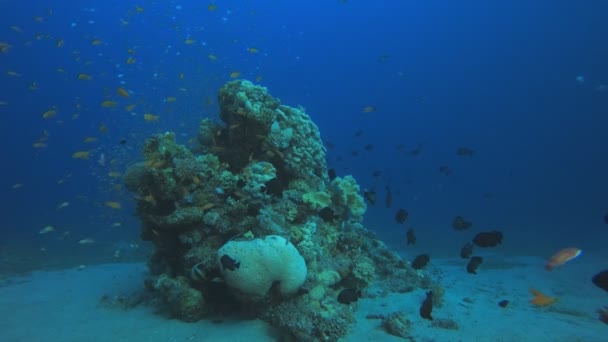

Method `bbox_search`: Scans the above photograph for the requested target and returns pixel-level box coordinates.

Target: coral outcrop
[125,80,439,341]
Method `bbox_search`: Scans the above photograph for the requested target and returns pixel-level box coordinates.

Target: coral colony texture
[124,80,440,341]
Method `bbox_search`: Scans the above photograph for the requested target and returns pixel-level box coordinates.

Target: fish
[411,254,430,270]
[42,109,57,119]
[100,100,117,108]
[419,291,433,320]
[452,216,472,231]
[598,306,608,325]
[39,226,55,234]
[385,186,392,208]
[247,47,259,54]
[529,289,557,306]
[337,288,361,304]
[229,71,241,78]
[105,201,122,209]
[116,87,130,98]
[328,169,337,181]
[72,151,90,159]
[56,201,70,210]
[83,137,97,143]
[395,208,408,224]
[604,212,608,224]
[361,105,376,113]
[91,39,102,46]
[363,190,376,205]
[184,38,196,45]
[460,242,474,259]
[0,42,11,53]
[143,113,159,121]
[472,230,503,247]
[466,256,483,274]
[456,147,475,157]
[545,247,582,271]
[208,54,218,61]
[439,165,452,176]
[77,73,92,80]
[220,254,240,271]
[208,3,217,11]
[78,238,96,245]
[592,270,608,292]
[126,57,136,64]
[498,300,509,308]
[406,228,416,245]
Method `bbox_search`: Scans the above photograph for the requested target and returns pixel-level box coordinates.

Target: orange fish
[545,247,582,271]
[529,288,557,306]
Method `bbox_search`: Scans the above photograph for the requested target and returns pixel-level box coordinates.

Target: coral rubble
[125,80,438,341]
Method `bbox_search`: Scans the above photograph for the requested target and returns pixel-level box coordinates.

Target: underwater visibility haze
[1,1,608,341]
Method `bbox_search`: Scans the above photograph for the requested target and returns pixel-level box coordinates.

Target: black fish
[318,207,337,223]
[419,291,433,320]
[337,288,361,304]
[472,230,503,247]
[363,190,377,205]
[364,143,374,151]
[439,165,452,176]
[456,147,475,157]
[395,208,408,224]
[372,170,383,178]
[412,254,430,270]
[604,213,608,224]
[452,216,472,231]
[460,242,474,259]
[467,256,483,274]
[592,270,608,292]
[354,129,364,137]
[498,300,509,308]
[220,254,240,271]
[406,228,416,245]
[119,138,127,145]
[385,186,392,208]
[328,168,337,181]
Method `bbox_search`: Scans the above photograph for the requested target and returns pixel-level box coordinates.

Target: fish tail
[544,263,554,271]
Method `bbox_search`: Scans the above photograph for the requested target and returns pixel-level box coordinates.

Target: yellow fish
[56,39,64,48]
[99,124,108,133]
[208,4,217,11]
[117,87,130,98]
[143,113,159,121]
[184,38,196,45]
[100,100,117,108]
[42,109,57,119]
[108,171,122,178]
[125,104,137,112]
[126,57,136,64]
[208,54,217,61]
[229,71,240,78]
[72,151,90,159]
[362,105,376,113]
[166,96,177,102]
[135,6,144,13]
[529,289,557,306]
[91,39,102,45]
[105,201,122,209]
[83,137,98,143]
[247,47,259,53]
[77,73,92,80]
[32,142,47,148]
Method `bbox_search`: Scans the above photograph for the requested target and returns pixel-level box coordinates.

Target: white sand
[0,256,605,342]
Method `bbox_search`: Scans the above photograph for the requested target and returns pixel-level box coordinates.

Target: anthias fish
[545,247,582,271]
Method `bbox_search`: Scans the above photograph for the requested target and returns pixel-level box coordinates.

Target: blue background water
[1,0,607,266]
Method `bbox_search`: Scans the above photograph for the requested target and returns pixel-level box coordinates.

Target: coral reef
[124,80,438,341]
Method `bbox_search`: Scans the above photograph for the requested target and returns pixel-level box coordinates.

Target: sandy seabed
[0,255,605,342]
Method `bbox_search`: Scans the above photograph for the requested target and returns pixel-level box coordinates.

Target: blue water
[1,0,607,266]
